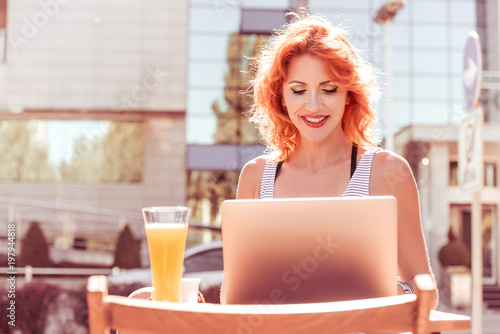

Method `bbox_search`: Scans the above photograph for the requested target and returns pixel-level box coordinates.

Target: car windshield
[184,249,224,273]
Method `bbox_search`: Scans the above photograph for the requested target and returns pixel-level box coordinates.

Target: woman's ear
[345,92,351,105]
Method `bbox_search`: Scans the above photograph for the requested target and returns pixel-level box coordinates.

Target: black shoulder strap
[275,161,284,179]
[350,143,358,179]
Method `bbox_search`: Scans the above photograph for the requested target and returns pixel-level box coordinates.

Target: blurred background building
[0,0,499,306]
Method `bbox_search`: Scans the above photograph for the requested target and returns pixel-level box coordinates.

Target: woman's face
[282,54,350,144]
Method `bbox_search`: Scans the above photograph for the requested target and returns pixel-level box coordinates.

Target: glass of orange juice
[142,206,190,302]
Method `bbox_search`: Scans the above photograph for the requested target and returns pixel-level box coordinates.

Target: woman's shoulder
[241,155,273,175]
[370,149,416,194]
[372,149,410,170]
[237,155,274,199]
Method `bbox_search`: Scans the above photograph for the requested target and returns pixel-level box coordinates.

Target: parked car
[183,241,224,290]
[109,241,224,291]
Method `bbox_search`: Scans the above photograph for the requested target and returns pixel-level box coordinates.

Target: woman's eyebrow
[288,80,306,85]
[287,80,332,85]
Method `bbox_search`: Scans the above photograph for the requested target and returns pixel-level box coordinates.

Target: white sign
[463,31,482,112]
[458,107,483,192]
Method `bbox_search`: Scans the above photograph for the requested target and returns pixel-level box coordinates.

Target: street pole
[385,21,394,152]
[373,1,405,152]
[471,190,483,334]
[461,31,483,334]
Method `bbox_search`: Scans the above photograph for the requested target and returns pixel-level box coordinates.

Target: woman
[229,12,438,308]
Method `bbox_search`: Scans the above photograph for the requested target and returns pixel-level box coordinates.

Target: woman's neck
[288,133,353,172]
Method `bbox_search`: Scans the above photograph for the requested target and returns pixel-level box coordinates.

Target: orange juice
[145,222,188,302]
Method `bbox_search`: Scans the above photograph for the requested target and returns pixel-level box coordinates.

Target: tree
[17,281,61,334]
[0,120,57,181]
[438,226,471,267]
[212,32,263,145]
[113,224,141,269]
[187,33,267,223]
[102,122,144,182]
[61,122,144,183]
[19,221,51,267]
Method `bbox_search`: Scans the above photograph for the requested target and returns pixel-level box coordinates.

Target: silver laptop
[221,196,398,304]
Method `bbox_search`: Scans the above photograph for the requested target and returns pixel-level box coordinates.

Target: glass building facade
[186,0,479,226]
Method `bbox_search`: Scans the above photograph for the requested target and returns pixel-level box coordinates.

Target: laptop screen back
[221,196,398,304]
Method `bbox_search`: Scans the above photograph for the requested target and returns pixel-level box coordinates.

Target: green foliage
[17,281,62,334]
[186,33,266,225]
[60,122,144,183]
[0,285,12,333]
[438,226,471,267]
[19,221,51,267]
[211,32,263,145]
[0,120,56,181]
[201,284,222,304]
[70,280,145,331]
[113,224,141,269]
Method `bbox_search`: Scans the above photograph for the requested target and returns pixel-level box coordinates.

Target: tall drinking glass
[142,206,190,302]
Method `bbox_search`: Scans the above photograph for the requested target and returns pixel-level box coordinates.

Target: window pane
[188,61,228,88]
[242,0,289,9]
[413,101,449,123]
[186,170,240,224]
[450,161,458,186]
[190,6,240,33]
[187,115,217,144]
[240,8,289,35]
[412,1,447,23]
[413,50,448,74]
[310,0,370,10]
[393,74,410,99]
[485,163,497,187]
[393,49,410,73]
[451,74,465,101]
[393,101,412,129]
[413,25,447,49]
[450,1,476,25]
[0,120,144,183]
[482,207,495,279]
[188,88,226,116]
[450,26,476,49]
[450,50,463,76]
[413,75,449,99]
[189,35,230,61]
[392,24,410,48]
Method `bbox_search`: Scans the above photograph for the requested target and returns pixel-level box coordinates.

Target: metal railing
[0,195,142,222]
[0,195,220,249]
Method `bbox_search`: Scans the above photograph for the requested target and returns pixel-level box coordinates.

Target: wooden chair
[87,274,436,334]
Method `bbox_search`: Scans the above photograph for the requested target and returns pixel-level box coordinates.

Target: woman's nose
[305,91,322,112]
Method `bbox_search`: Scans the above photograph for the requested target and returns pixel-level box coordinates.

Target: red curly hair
[250,13,380,161]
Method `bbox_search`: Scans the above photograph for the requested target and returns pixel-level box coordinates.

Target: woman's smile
[302,115,329,127]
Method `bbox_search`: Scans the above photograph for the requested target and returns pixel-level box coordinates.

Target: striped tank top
[259,147,381,199]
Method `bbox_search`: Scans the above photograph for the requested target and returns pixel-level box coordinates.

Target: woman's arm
[371,150,439,309]
[235,157,267,200]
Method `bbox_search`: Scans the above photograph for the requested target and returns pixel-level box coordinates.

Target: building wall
[0,116,186,264]
[398,124,500,285]
[143,115,187,207]
[2,0,187,111]
[0,1,189,247]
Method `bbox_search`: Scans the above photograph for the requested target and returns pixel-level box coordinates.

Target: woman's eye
[323,87,338,93]
[291,89,306,95]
